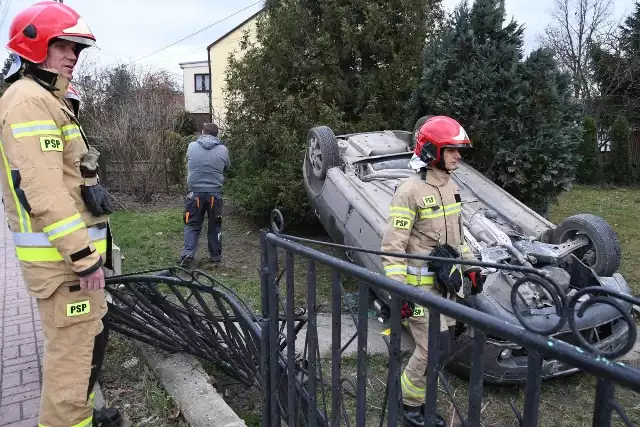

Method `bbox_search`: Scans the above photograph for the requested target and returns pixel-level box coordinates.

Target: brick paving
[0,206,44,427]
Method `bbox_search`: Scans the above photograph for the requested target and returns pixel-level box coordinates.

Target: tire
[551,214,621,276]
[307,126,340,180]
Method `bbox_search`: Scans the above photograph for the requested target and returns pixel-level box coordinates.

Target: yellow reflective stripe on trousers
[39,415,93,427]
[0,139,32,232]
[43,213,85,241]
[11,120,61,138]
[72,414,93,427]
[62,124,82,141]
[384,264,407,276]
[401,371,425,399]
[15,238,107,262]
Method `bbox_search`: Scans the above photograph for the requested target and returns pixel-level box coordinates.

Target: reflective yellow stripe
[384,264,407,276]
[401,372,425,399]
[389,212,413,220]
[71,414,93,427]
[44,214,85,241]
[406,274,434,286]
[418,202,462,219]
[0,140,32,232]
[47,221,85,241]
[462,244,471,253]
[13,227,107,247]
[389,206,415,216]
[11,120,61,138]
[43,213,82,233]
[62,124,82,141]
[15,238,107,262]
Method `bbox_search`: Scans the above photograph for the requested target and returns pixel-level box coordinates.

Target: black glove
[464,267,485,295]
[81,183,114,216]
[401,301,415,319]
[79,147,114,217]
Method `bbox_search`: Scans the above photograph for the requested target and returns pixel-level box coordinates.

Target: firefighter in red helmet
[0,2,119,426]
[381,116,485,427]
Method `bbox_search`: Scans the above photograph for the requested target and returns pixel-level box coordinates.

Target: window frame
[194,73,210,93]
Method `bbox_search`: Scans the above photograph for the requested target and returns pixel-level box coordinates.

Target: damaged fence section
[104,228,640,427]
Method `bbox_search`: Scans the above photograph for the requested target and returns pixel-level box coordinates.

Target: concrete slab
[293,314,415,358]
[138,343,247,427]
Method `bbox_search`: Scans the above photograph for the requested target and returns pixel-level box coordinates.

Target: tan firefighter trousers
[401,285,456,407]
[36,282,108,427]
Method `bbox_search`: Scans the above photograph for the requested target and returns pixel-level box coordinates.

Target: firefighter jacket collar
[25,66,70,98]
[423,166,451,188]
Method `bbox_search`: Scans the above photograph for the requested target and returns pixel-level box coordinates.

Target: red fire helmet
[6,1,96,64]
[414,116,472,165]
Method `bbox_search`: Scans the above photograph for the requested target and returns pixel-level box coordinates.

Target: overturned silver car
[302,122,632,384]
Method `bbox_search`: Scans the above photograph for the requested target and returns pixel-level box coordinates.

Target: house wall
[180,61,210,116]
[208,15,259,128]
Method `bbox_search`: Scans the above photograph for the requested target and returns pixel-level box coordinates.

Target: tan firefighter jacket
[381,166,475,287]
[0,73,110,298]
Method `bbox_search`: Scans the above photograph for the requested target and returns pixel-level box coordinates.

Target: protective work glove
[401,300,415,319]
[464,267,485,295]
[79,146,114,216]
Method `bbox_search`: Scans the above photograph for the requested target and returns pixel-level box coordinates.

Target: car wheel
[551,214,622,277]
[412,115,435,149]
[308,126,339,180]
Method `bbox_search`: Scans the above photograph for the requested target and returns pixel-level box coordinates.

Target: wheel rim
[308,136,323,176]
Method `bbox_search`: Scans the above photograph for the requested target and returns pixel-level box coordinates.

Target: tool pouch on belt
[80,147,114,217]
[429,244,463,296]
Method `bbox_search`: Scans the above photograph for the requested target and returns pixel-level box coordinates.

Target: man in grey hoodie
[179,123,231,267]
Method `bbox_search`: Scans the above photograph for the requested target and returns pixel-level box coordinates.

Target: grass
[106,186,640,427]
[109,203,348,313]
[100,334,188,426]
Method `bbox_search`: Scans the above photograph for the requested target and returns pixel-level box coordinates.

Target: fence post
[260,230,272,427]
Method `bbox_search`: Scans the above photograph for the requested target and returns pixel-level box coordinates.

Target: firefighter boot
[403,404,446,427]
[93,407,123,427]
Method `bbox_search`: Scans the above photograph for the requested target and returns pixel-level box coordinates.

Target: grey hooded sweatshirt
[186,134,231,193]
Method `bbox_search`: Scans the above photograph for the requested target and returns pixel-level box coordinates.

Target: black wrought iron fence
[103,222,640,427]
[259,222,640,427]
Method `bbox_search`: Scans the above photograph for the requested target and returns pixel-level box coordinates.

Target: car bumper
[446,317,630,384]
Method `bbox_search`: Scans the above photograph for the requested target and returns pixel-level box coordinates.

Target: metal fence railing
[103,224,640,427]
[259,226,640,427]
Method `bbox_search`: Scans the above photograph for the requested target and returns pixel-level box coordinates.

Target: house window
[194,73,210,93]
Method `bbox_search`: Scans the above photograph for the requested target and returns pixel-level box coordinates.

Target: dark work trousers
[180,191,223,262]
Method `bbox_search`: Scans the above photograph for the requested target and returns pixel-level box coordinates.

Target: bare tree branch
[540,0,616,103]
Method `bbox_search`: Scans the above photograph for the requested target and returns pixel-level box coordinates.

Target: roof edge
[179,60,209,68]
[206,7,265,50]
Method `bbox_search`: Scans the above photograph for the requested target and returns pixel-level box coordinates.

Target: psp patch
[392,217,411,230]
[422,195,437,207]
[67,300,91,317]
[40,136,63,152]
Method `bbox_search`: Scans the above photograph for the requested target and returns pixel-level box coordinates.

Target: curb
[136,342,247,427]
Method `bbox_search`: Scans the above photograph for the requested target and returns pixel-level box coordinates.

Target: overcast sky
[0,0,635,81]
